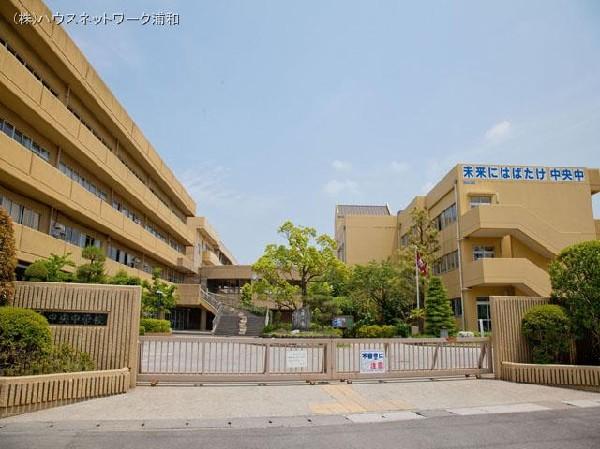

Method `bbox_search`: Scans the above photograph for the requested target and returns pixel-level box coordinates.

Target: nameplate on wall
[37,310,109,326]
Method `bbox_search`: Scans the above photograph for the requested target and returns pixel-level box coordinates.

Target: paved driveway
[2,378,599,423]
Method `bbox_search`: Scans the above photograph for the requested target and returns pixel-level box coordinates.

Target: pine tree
[424,277,457,337]
[0,206,17,306]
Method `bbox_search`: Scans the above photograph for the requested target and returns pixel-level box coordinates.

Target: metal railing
[138,336,492,383]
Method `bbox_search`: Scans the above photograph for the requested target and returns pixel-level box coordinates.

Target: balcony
[0,44,193,245]
[13,223,153,282]
[202,250,221,266]
[462,258,551,297]
[0,136,193,270]
[460,204,594,257]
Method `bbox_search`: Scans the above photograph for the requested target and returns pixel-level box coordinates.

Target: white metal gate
[138,336,492,383]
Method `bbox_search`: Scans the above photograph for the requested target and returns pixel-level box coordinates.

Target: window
[433,251,459,275]
[470,195,492,208]
[434,203,457,231]
[473,246,495,260]
[0,37,59,97]
[112,197,142,225]
[451,298,462,317]
[59,162,108,201]
[0,118,50,162]
[476,297,491,332]
[108,246,140,268]
[0,195,40,230]
[50,221,100,248]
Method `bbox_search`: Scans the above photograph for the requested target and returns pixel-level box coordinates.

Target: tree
[45,253,75,282]
[142,268,177,319]
[349,260,414,325]
[424,277,457,337]
[76,246,106,283]
[549,240,600,359]
[392,207,441,309]
[396,207,441,266]
[249,221,338,309]
[0,207,16,306]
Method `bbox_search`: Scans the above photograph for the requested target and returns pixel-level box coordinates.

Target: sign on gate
[360,350,385,373]
[286,348,308,368]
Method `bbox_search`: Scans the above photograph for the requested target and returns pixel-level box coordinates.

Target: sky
[46,0,600,264]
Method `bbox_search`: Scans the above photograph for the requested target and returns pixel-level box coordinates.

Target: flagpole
[415,246,420,309]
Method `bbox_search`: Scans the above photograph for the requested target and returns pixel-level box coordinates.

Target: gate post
[326,339,336,380]
[263,343,271,374]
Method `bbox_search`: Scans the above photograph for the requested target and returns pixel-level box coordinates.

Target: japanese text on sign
[461,165,585,183]
[360,350,385,374]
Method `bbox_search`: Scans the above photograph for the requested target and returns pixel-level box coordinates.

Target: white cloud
[390,161,409,173]
[332,160,352,171]
[484,120,512,143]
[323,179,359,196]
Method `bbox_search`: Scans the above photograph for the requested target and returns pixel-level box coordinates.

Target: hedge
[140,318,171,333]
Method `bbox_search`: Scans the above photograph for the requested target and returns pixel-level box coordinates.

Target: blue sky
[47,0,600,263]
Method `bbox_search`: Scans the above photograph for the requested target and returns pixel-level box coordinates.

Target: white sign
[360,350,386,374]
[286,348,308,369]
[461,165,585,183]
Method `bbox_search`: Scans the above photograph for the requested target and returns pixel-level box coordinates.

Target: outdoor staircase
[201,288,265,337]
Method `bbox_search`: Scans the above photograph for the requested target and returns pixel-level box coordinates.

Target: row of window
[0,195,39,230]
[1,117,50,162]
[111,196,142,225]
[3,35,187,227]
[434,203,457,231]
[433,251,459,275]
[67,104,114,152]
[50,221,100,249]
[0,37,59,97]
[59,161,108,202]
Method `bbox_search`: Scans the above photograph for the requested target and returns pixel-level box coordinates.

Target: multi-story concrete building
[336,164,600,331]
[0,0,236,330]
[335,204,397,265]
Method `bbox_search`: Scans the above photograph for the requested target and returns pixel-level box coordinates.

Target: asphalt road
[2,407,599,449]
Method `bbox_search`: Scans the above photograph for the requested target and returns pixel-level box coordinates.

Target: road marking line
[562,400,600,408]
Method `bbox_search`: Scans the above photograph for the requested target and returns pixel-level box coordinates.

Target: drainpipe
[454,181,466,331]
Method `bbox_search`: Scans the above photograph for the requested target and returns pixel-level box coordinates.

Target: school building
[0,0,236,331]
[335,164,600,331]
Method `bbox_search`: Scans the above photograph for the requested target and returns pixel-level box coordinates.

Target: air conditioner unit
[51,223,66,237]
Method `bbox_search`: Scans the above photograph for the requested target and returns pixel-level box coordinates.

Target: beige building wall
[340,164,600,331]
[0,0,235,297]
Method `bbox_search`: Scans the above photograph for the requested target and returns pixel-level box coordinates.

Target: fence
[502,362,600,389]
[0,368,130,418]
[138,336,492,383]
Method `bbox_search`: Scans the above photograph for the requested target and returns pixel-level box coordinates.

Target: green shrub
[109,269,142,286]
[24,260,49,282]
[9,343,95,376]
[139,325,146,336]
[0,307,52,374]
[522,304,571,364]
[0,207,17,306]
[394,320,411,338]
[140,318,171,333]
[355,324,396,338]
